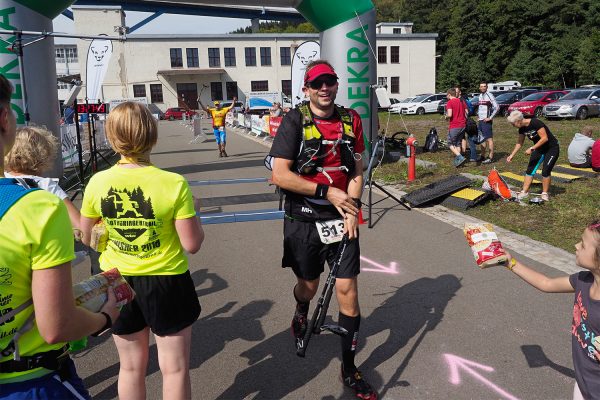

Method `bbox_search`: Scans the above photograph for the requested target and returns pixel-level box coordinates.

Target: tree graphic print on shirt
[100,187,163,257]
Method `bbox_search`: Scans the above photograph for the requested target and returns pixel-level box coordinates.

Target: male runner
[269,60,377,399]
[199,96,237,157]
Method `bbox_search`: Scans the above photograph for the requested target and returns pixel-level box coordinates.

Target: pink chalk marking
[360,255,398,274]
[444,354,520,400]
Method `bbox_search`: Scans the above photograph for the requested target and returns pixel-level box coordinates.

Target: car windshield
[561,90,593,100]
[412,95,430,103]
[521,93,547,101]
[495,92,516,101]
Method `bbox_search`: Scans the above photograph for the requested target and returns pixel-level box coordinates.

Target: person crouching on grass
[80,102,204,400]
[503,220,600,400]
[506,110,560,202]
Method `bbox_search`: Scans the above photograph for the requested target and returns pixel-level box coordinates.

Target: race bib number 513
[316,219,344,244]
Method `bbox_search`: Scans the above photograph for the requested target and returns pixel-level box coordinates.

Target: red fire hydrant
[406,135,418,182]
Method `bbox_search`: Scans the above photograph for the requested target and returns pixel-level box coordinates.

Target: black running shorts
[112,270,201,336]
[282,218,361,281]
[526,146,559,178]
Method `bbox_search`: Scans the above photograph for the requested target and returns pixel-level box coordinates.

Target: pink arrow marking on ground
[360,256,398,274]
[444,353,520,400]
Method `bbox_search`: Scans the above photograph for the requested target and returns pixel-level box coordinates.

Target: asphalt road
[72,120,576,400]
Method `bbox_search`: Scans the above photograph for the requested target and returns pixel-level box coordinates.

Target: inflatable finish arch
[2,0,376,176]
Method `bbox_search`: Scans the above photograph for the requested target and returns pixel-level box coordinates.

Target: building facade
[66,6,437,111]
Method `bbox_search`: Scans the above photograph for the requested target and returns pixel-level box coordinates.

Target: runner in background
[198,96,237,157]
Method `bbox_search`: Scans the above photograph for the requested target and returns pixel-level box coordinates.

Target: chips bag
[463,223,508,268]
[73,268,135,312]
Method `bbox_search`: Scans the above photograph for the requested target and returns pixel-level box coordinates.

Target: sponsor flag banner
[291,41,320,107]
[86,37,113,102]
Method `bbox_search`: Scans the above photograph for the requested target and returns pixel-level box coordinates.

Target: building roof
[157,68,226,76]
[127,32,437,40]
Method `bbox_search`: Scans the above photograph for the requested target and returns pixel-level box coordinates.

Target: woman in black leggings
[506,110,560,202]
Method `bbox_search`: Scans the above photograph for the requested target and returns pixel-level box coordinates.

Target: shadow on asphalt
[164,159,265,175]
[363,274,462,398]
[521,344,575,379]
[216,274,461,399]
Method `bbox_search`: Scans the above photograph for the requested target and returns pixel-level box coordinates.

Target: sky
[53,10,253,42]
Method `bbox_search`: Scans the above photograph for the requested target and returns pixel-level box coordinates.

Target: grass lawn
[372,112,600,254]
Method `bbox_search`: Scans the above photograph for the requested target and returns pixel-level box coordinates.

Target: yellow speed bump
[500,172,541,184]
[451,188,487,201]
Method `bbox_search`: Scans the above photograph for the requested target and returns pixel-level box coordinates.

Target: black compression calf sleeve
[339,312,361,372]
[293,284,309,314]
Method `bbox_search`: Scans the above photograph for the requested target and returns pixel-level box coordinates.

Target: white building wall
[69,6,437,111]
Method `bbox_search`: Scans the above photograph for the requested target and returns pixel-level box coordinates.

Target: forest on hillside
[234,1,600,91]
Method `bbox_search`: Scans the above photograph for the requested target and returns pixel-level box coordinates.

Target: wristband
[315,183,329,199]
[506,257,517,271]
[91,311,113,337]
[351,197,362,208]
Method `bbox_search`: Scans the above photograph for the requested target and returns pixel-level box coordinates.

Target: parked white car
[390,93,446,115]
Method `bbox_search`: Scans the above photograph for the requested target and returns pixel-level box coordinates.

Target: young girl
[80,102,204,400]
[4,125,81,231]
[505,221,600,400]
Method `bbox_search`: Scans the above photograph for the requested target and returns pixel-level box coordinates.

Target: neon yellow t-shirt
[81,165,196,276]
[209,105,233,128]
[0,190,74,382]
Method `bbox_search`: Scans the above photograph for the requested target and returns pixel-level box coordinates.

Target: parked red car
[507,90,568,117]
[164,107,197,120]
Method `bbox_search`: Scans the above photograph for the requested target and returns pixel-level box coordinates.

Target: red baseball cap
[304,63,338,84]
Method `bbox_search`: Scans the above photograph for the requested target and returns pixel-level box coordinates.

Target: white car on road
[390,93,446,115]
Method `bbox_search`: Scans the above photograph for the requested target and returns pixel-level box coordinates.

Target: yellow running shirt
[0,190,74,382]
[81,165,196,276]
[208,104,233,128]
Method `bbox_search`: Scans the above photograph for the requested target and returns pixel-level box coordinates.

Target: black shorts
[112,270,201,336]
[526,146,559,177]
[282,218,360,281]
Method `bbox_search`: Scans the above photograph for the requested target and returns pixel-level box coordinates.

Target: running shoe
[341,365,378,400]
[481,157,493,164]
[540,192,549,202]
[453,155,467,168]
[291,309,308,348]
[516,191,529,200]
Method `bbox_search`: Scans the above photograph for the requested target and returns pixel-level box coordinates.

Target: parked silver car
[543,88,600,120]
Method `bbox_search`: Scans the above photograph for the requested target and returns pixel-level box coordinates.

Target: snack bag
[463,223,508,268]
[90,220,108,252]
[73,268,135,312]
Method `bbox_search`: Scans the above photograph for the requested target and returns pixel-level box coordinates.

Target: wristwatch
[91,312,113,337]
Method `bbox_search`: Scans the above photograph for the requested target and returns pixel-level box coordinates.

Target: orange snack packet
[73,268,135,312]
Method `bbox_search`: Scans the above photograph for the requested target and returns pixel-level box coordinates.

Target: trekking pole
[297,235,349,358]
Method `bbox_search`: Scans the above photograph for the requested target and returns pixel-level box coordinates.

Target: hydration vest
[295,103,357,183]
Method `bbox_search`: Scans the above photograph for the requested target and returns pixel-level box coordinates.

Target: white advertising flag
[291,41,320,107]
[86,37,113,102]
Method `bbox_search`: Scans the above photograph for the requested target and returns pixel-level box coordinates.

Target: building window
[150,84,163,103]
[393,28,402,34]
[390,77,399,94]
[133,84,146,98]
[65,47,77,63]
[186,48,199,68]
[224,48,236,67]
[260,47,271,66]
[245,47,256,66]
[378,46,387,64]
[211,82,223,100]
[57,75,70,90]
[170,48,183,68]
[282,80,292,97]
[378,77,387,87]
[391,46,400,63]
[226,81,238,99]
[280,47,291,66]
[208,48,221,67]
[55,48,65,63]
[251,80,269,91]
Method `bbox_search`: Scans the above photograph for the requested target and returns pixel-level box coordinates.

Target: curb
[230,125,579,275]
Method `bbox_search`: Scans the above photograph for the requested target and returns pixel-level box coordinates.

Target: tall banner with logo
[0,1,75,177]
[290,41,320,107]
[86,37,113,102]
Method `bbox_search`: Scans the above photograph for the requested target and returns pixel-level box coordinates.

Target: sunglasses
[307,76,338,89]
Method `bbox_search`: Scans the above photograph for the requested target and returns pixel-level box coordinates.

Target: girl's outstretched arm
[505,250,574,293]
